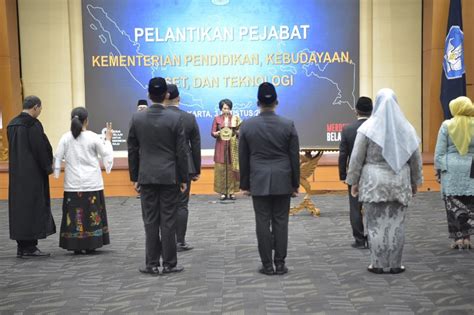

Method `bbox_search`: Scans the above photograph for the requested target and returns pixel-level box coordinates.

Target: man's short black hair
[149,93,167,104]
[23,95,41,110]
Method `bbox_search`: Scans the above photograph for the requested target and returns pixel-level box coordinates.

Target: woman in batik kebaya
[211,99,241,201]
[434,96,474,250]
[346,88,423,274]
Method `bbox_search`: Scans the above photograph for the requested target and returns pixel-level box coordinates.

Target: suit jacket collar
[167,106,180,112]
[149,103,166,110]
[259,111,277,116]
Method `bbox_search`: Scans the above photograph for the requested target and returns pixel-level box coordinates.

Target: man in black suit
[128,77,189,275]
[239,82,300,276]
[338,96,373,249]
[165,84,201,252]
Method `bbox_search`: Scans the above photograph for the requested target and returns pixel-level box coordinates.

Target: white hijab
[357,88,420,173]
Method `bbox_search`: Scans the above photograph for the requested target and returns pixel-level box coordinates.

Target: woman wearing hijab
[54,107,114,254]
[211,99,241,201]
[434,96,474,250]
[346,88,423,274]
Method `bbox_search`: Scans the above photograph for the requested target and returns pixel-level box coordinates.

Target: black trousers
[252,194,291,268]
[16,240,38,251]
[348,185,365,243]
[176,180,191,244]
[140,184,179,268]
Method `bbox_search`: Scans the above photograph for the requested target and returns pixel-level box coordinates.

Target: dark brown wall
[0,0,22,160]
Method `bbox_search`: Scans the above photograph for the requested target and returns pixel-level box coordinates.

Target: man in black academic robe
[7,95,56,258]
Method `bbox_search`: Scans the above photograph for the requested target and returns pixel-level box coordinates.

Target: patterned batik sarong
[59,190,110,250]
[214,163,239,195]
[365,201,406,269]
[443,195,474,239]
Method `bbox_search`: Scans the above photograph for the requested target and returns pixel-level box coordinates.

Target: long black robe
[7,112,56,240]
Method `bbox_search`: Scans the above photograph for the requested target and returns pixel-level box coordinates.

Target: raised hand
[105,122,113,141]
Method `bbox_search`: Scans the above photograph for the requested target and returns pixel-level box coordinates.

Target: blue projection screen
[82,0,359,150]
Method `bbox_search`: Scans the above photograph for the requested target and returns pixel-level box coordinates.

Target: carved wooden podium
[290,149,336,217]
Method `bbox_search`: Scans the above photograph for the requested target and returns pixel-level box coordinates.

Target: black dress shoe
[275,264,288,275]
[258,265,274,275]
[367,265,384,274]
[389,266,406,274]
[162,265,184,274]
[351,241,367,249]
[139,266,160,276]
[17,248,51,258]
[176,243,194,252]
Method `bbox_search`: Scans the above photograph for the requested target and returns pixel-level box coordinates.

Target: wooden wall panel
[422,0,448,153]
[0,0,22,160]
[423,0,474,153]
[464,0,474,91]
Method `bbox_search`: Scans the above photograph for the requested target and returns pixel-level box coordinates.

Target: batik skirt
[364,201,407,269]
[443,195,474,239]
[59,190,110,250]
[214,163,239,195]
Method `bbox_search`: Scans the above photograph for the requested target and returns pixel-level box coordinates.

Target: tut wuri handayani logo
[443,25,465,80]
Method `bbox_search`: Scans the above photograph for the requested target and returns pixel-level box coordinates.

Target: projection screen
[82,0,359,150]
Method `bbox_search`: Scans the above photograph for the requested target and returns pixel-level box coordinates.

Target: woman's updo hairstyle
[70,107,88,139]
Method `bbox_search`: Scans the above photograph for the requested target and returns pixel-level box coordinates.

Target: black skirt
[59,190,110,250]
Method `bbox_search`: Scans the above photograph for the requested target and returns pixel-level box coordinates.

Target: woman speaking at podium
[211,99,241,201]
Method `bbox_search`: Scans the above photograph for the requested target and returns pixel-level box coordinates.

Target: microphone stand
[220,115,234,204]
[224,138,229,202]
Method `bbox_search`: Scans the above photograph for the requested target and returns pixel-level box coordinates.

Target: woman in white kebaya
[54,107,113,254]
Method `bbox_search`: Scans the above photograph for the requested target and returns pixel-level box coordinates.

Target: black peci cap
[137,99,148,107]
[257,82,277,105]
[148,77,167,97]
[355,96,373,114]
[167,84,179,100]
